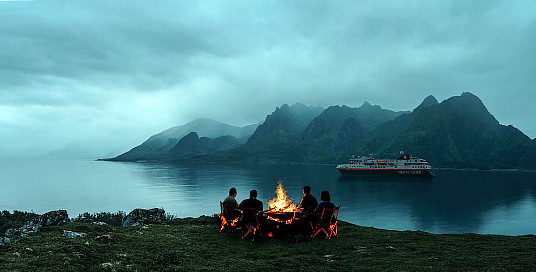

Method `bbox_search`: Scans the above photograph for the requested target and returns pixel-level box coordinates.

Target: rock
[38,210,69,226]
[18,221,41,237]
[100,262,120,269]
[5,228,19,238]
[101,262,113,269]
[93,221,108,226]
[2,237,12,244]
[122,208,165,228]
[62,230,87,238]
[94,234,111,243]
[5,210,69,240]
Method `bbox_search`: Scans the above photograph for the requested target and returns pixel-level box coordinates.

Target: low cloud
[1,0,535,156]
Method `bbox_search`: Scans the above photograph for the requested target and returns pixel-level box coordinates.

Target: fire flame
[266,179,299,212]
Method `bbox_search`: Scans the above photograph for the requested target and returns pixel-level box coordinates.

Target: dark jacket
[314,201,337,223]
[239,198,263,223]
[223,195,239,215]
[316,201,335,211]
[239,198,263,212]
[299,194,318,215]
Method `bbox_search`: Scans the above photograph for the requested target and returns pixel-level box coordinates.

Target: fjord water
[1,159,535,235]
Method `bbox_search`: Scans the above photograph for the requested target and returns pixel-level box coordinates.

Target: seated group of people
[221,186,336,236]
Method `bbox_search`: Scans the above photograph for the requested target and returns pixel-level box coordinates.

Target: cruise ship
[336,152,434,176]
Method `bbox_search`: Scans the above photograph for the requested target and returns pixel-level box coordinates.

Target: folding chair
[216,201,239,232]
[241,208,261,240]
[310,206,340,239]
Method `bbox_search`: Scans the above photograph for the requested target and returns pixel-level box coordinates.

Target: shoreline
[99,158,536,173]
[2,209,535,238]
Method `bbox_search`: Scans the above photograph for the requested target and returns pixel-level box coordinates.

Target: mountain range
[105,93,536,170]
[108,118,258,161]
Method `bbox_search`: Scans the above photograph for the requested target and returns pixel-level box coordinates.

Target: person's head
[250,189,257,199]
[302,185,311,195]
[320,191,331,202]
[229,187,237,197]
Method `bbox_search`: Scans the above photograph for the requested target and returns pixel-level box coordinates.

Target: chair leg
[322,228,331,239]
[242,225,259,240]
[218,215,227,232]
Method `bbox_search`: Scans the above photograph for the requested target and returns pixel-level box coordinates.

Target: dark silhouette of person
[239,189,263,214]
[298,185,318,216]
[316,191,336,211]
[239,189,264,236]
[310,191,337,239]
[290,186,319,237]
[222,187,240,219]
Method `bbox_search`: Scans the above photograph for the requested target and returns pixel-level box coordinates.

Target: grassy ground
[1,215,535,271]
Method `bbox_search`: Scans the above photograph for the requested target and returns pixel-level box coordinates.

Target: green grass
[1,215,535,271]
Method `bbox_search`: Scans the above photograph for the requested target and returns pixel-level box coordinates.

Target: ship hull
[337,168,434,177]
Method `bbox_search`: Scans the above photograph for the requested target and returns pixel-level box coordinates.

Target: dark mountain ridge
[299,103,409,162]
[364,92,532,169]
[106,93,536,169]
[166,132,243,160]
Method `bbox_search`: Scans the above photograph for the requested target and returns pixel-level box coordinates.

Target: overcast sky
[1,0,535,157]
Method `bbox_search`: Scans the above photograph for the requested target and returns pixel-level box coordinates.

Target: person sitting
[315,190,336,211]
[239,190,264,238]
[239,189,263,215]
[222,187,241,220]
[311,190,339,238]
[298,185,318,217]
[290,186,319,237]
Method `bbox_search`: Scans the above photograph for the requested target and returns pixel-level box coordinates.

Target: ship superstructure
[336,152,433,176]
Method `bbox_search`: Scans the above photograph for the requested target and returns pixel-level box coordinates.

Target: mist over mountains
[106,93,536,170]
[111,119,258,161]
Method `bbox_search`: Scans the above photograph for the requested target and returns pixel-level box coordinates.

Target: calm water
[1,159,536,235]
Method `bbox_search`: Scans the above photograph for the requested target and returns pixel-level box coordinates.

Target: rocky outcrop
[122,208,166,228]
[2,210,69,245]
[37,210,69,226]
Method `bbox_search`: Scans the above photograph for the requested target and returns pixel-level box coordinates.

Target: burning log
[266,179,299,212]
[265,180,302,225]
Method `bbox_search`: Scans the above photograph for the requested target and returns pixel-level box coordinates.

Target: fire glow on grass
[266,179,299,212]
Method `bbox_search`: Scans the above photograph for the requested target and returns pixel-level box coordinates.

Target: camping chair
[241,208,261,240]
[216,201,239,232]
[310,206,340,239]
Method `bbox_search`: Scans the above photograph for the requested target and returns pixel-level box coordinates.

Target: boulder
[18,221,41,238]
[38,210,69,226]
[122,208,166,228]
[0,237,11,246]
[62,230,87,238]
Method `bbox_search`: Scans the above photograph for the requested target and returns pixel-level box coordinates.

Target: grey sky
[1,0,535,157]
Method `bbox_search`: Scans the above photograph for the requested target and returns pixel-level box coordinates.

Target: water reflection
[134,162,536,235]
[1,159,535,235]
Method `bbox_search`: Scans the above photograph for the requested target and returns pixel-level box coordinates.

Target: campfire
[265,180,301,224]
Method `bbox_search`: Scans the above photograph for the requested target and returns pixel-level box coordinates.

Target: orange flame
[266,179,299,212]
